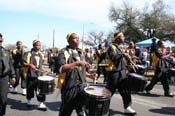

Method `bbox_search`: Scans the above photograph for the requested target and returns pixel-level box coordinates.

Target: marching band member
[23,40,48,110]
[125,41,140,64]
[106,32,136,114]
[56,32,96,116]
[11,41,26,95]
[0,33,16,116]
[145,40,174,97]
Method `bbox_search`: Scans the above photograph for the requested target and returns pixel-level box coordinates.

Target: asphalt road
[5,76,175,116]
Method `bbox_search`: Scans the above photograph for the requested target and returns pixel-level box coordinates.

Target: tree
[140,0,165,38]
[108,1,146,42]
[108,0,175,42]
[83,31,106,46]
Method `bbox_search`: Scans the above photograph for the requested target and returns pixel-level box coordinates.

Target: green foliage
[108,0,175,42]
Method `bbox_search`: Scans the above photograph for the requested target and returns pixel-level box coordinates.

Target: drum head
[84,85,111,98]
[38,76,54,81]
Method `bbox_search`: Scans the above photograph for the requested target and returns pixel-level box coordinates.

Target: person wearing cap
[145,40,174,97]
[0,33,16,116]
[106,32,136,114]
[11,41,26,95]
[23,40,48,110]
[56,32,96,116]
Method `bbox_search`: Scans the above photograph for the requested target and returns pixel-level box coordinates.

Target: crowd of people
[0,31,175,116]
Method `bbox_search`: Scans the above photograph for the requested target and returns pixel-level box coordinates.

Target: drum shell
[168,68,175,83]
[136,65,146,75]
[121,73,148,92]
[38,78,55,94]
[84,85,111,116]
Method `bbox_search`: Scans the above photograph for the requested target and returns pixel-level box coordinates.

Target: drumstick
[93,76,97,84]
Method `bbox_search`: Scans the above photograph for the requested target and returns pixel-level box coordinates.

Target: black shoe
[164,92,174,97]
[145,90,151,95]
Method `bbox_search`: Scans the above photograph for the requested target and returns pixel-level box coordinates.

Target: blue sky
[0,0,175,49]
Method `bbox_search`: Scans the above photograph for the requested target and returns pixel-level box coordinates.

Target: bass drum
[84,84,111,116]
[121,73,148,92]
[37,76,55,94]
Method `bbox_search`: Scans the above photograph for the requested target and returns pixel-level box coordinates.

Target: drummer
[125,41,140,64]
[106,32,136,114]
[23,40,49,110]
[145,40,174,97]
[56,32,96,116]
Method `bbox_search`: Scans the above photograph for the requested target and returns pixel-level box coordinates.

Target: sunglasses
[0,40,2,43]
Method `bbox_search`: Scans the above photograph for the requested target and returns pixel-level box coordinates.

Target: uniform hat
[33,39,40,45]
[66,32,75,42]
[114,32,124,40]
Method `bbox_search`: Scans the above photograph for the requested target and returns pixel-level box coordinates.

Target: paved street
[5,76,175,116]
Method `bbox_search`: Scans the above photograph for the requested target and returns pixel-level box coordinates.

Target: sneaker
[124,106,136,115]
[22,89,26,96]
[8,82,12,88]
[164,92,174,97]
[27,99,33,107]
[38,102,47,111]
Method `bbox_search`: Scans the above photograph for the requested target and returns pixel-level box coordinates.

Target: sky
[0,0,175,49]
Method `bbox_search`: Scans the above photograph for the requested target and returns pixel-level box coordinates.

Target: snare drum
[84,85,111,116]
[168,68,175,80]
[121,73,148,92]
[38,76,55,94]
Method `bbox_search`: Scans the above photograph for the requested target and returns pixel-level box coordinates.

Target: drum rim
[38,75,55,81]
[128,73,148,80]
[84,84,112,99]
[136,64,146,69]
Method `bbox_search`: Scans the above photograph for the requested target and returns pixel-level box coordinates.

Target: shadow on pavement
[45,101,61,111]
[149,107,175,115]
[7,98,37,111]
[108,109,125,116]
[137,92,161,97]
[7,97,61,112]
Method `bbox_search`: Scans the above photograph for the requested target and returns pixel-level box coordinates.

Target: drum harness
[58,48,93,90]
[24,51,54,79]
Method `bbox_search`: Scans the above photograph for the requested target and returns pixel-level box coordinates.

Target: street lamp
[82,24,85,50]
[81,22,95,50]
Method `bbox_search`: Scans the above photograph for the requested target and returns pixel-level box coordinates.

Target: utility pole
[53,29,55,55]
[82,24,85,50]
[37,34,40,40]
